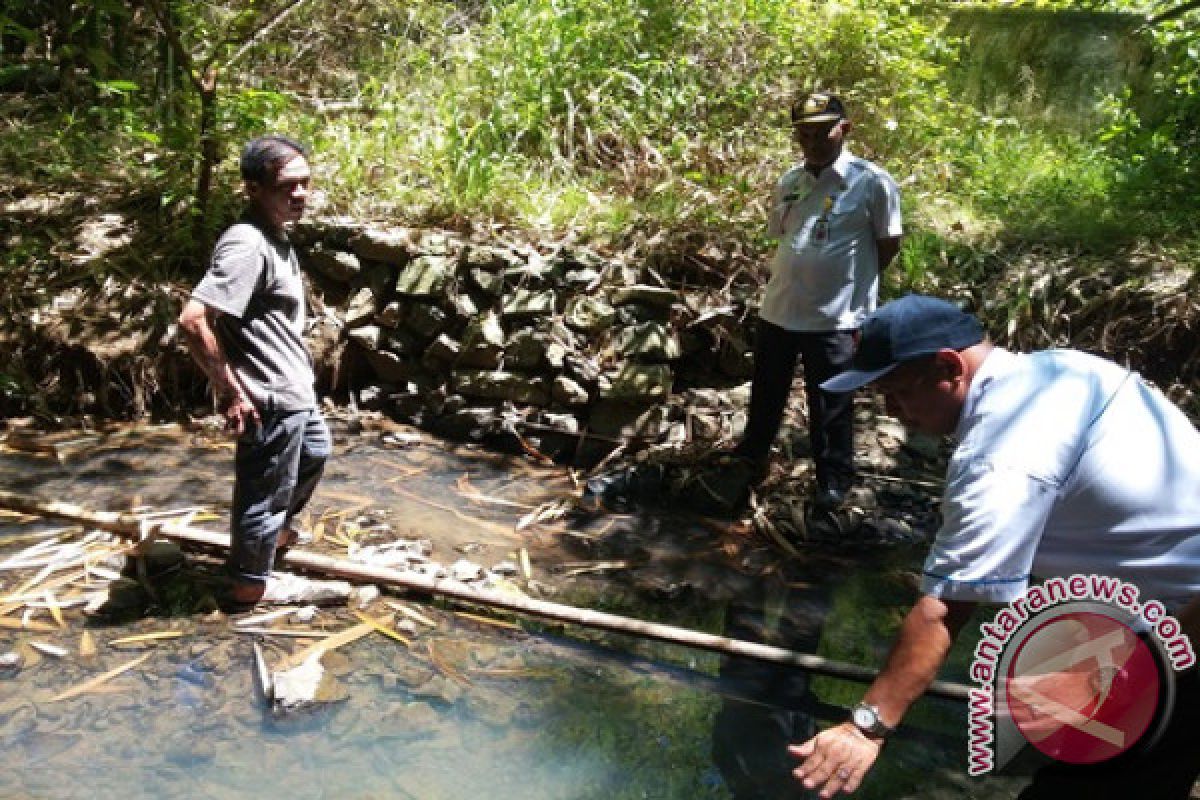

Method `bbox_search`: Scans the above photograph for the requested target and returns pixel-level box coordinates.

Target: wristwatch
[850,702,896,739]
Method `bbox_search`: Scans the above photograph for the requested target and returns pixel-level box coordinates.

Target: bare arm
[789,595,976,797]
[178,298,259,434]
[876,236,901,271]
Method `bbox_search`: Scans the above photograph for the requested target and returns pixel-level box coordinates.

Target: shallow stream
[0,420,1024,799]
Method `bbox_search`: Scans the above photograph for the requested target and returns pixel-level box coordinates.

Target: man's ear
[932,348,966,383]
[243,180,261,199]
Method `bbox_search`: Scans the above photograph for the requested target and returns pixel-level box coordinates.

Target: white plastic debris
[350,585,380,610]
[262,572,352,605]
[271,653,325,713]
[450,559,484,582]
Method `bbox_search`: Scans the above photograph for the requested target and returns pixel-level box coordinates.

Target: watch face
[853,707,875,729]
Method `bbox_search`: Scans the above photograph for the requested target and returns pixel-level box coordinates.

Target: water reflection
[0,422,1023,799]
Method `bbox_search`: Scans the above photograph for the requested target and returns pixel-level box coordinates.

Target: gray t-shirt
[192,220,316,411]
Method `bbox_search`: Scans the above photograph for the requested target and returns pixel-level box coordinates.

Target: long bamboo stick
[0,489,971,702]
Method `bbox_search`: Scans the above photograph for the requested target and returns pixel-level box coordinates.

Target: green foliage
[2,0,1197,287]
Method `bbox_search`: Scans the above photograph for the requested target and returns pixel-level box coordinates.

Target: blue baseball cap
[821,295,985,392]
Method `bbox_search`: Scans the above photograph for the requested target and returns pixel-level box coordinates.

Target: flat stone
[564,296,616,333]
[469,268,504,296]
[423,334,461,366]
[611,285,678,308]
[415,230,455,256]
[502,288,557,318]
[461,244,517,272]
[599,364,673,401]
[552,375,589,406]
[506,329,567,371]
[345,286,377,328]
[366,349,416,383]
[615,322,682,362]
[458,311,505,368]
[376,301,403,328]
[463,310,505,348]
[587,399,660,438]
[303,245,361,282]
[350,227,415,265]
[451,370,550,405]
[395,254,454,299]
[348,325,383,352]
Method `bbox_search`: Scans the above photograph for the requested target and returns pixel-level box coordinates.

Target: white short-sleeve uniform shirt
[759,149,903,333]
[921,348,1200,610]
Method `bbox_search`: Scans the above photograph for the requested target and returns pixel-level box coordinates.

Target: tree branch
[219,0,316,73]
[1145,0,1200,26]
[143,0,205,95]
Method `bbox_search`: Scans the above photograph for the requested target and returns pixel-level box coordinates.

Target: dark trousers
[737,320,856,491]
[229,408,331,585]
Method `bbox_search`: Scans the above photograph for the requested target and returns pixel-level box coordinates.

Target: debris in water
[352,610,412,646]
[29,640,68,658]
[50,652,151,702]
[0,651,23,676]
[108,631,185,647]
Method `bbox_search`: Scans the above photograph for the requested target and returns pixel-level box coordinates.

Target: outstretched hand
[789,722,884,797]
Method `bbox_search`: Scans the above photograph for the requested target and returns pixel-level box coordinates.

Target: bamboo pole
[0,490,971,702]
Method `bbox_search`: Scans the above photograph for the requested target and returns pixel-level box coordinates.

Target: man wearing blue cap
[735,91,903,509]
[789,294,1199,797]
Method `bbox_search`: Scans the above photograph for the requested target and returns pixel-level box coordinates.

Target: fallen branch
[0,490,971,702]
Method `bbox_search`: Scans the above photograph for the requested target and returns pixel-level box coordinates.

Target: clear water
[0,421,1024,799]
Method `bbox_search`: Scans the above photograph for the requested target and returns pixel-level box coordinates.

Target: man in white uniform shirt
[789,294,1199,799]
[736,92,903,508]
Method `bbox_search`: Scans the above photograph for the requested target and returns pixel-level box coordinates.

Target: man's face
[793,118,846,168]
[247,154,311,231]
[874,356,963,436]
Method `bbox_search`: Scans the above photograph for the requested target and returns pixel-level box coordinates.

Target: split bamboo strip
[352,610,412,647]
[0,489,973,702]
[233,607,300,627]
[0,617,57,632]
[233,627,332,638]
[50,652,152,702]
[278,621,373,670]
[108,631,186,647]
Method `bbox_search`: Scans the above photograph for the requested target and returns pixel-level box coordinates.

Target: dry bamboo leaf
[279,622,372,671]
[352,610,412,647]
[518,548,532,580]
[451,610,521,631]
[427,640,471,686]
[0,617,56,632]
[29,640,69,657]
[50,652,152,702]
[234,607,299,627]
[108,631,185,647]
[515,500,571,531]
[3,569,88,604]
[44,591,66,629]
[386,601,437,628]
[79,630,97,659]
[233,627,332,638]
[454,474,534,511]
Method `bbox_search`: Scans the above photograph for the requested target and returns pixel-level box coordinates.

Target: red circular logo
[1005,611,1160,764]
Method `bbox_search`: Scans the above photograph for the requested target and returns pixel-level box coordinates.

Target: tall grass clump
[296,0,960,242]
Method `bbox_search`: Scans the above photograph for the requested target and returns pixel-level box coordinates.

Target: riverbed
[0,418,1025,799]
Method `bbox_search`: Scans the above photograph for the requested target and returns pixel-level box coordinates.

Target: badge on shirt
[813,194,835,244]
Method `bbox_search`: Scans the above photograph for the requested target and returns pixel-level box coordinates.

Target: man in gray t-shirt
[179,135,331,607]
